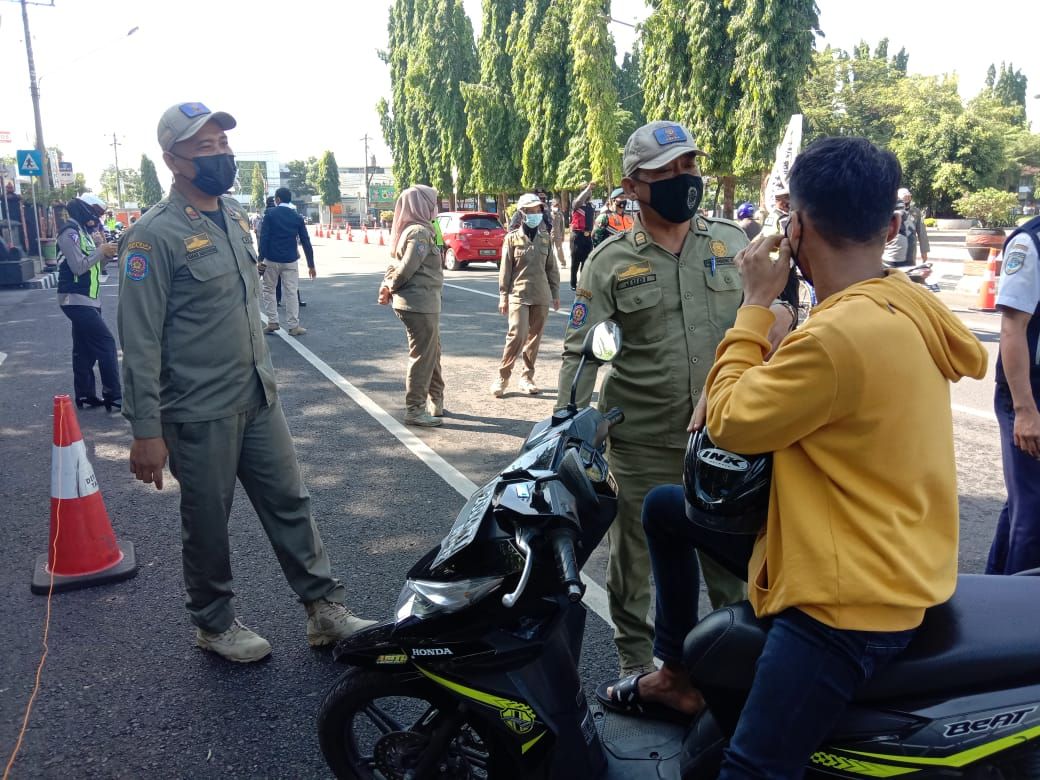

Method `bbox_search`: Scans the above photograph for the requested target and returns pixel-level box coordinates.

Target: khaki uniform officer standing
[118,102,374,663]
[493,193,561,397]
[378,184,445,428]
[558,120,793,677]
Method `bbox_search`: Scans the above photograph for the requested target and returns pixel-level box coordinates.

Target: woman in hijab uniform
[378,185,446,427]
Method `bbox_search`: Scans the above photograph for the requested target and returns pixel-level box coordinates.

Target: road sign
[0,131,11,144]
[17,149,43,177]
[59,161,74,185]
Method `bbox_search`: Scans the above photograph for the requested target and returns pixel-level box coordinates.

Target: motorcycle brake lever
[502,528,536,608]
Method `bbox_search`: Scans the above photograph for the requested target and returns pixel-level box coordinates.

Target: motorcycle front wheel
[317,666,513,780]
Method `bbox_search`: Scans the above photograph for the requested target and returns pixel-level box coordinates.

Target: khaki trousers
[394,309,445,411]
[163,402,344,633]
[553,236,567,266]
[499,301,549,381]
[262,261,300,329]
[606,438,747,671]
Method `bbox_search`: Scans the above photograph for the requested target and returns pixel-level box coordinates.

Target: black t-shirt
[201,208,227,234]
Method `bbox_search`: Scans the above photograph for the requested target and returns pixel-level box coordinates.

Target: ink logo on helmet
[697,448,750,472]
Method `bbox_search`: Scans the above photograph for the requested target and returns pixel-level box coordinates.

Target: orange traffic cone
[346,225,353,242]
[972,248,1002,313]
[336,229,342,240]
[363,226,369,244]
[378,229,385,247]
[316,225,323,238]
[32,396,137,594]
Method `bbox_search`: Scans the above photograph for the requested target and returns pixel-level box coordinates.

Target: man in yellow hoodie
[604,137,987,776]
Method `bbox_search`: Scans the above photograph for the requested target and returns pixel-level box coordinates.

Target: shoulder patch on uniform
[569,301,588,329]
[575,287,594,300]
[416,240,429,256]
[125,252,149,281]
[696,218,709,232]
[127,240,152,252]
[633,231,647,247]
[184,205,201,221]
[617,262,652,281]
[1004,249,1026,275]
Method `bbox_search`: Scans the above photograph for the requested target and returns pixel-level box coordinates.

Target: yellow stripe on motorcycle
[845,724,1040,768]
[810,752,919,777]
[415,665,544,739]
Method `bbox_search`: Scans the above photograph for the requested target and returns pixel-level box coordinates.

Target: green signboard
[369,185,396,203]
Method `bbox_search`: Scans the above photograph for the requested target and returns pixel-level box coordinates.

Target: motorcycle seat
[683,574,1040,702]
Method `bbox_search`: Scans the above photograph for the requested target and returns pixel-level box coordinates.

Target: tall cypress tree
[317,151,340,223]
[139,154,163,207]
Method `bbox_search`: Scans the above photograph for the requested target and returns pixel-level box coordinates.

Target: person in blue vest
[56,193,121,410]
[986,216,1040,575]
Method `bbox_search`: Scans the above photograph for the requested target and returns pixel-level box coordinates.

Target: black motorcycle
[884,259,941,292]
[318,321,1040,779]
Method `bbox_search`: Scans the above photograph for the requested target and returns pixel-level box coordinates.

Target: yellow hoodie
[705,270,988,632]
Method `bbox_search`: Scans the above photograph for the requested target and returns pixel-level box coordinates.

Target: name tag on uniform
[616,274,657,291]
[184,232,218,261]
[703,257,735,268]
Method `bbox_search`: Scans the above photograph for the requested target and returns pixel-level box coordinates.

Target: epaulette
[131,200,168,229]
[586,230,627,264]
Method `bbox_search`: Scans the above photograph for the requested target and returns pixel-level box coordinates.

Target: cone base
[31,541,138,595]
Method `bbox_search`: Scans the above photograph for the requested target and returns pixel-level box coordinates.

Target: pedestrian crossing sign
[17,149,43,177]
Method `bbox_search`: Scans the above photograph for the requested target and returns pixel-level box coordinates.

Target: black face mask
[185,153,237,195]
[784,214,810,284]
[640,173,703,224]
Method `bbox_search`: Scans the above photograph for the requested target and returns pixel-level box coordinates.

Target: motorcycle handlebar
[592,407,625,449]
[550,529,583,603]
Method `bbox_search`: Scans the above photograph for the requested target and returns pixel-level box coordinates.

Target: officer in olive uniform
[559,121,792,676]
[117,102,374,663]
[494,193,561,397]
[378,187,445,428]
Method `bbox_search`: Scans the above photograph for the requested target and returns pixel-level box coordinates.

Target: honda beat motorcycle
[318,321,1040,779]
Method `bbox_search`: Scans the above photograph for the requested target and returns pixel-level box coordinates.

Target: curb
[28,270,59,289]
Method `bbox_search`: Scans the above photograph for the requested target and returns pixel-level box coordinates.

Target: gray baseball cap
[157,102,236,153]
[623,120,704,177]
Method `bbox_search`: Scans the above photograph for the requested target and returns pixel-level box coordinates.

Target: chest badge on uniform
[184,205,201,221]
[617,262,652,281]
[235,215,250,234]
[710,239,728,257]
[634,232,647,247]
[184,232,218,261]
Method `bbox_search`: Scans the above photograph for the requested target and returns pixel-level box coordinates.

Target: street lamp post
[20,0,52,194]
[110,132,124,208]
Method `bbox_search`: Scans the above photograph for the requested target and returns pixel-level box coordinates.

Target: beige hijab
[390,184,439,258]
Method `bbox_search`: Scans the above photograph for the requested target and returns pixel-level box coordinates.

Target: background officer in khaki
[378,184,445,428]
[559,120,793,677]
[494,193,561,397]
[118,102,374,664]
[550,198,567,268]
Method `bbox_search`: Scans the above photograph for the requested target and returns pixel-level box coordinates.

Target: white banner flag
[764,115,803,213]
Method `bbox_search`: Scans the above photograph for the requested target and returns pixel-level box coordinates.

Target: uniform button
[691,357,699,364]
[693,388,699,395]
[688,325,696,332]
[634,296,642,304]
[724,274,733,283]
[684,292,692,300]
[678,261,686,268]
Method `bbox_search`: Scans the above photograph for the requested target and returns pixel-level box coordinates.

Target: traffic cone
[378,230,385,247]
[336,229,342,240]
[972,248,1002,313]
[316,225,323,238]
[363,226,369,244]
[32,396,137,594]
[346,225,353,242]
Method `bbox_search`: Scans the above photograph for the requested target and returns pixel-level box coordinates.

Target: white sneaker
[305,600,378,647]
[518,378,540,395]
[195,619,272,663]
[491,377,508,398]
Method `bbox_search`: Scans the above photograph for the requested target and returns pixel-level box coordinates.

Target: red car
[435,211,505,270]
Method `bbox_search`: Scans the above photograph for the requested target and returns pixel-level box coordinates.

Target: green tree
[317,151,341,222]
[617,41,644,128]
[99,165,141,206]
[566,0,620,188]
[993,62,1028,113]
[286,159,317,197]
[250,162,267,212]
[517,0,572,189]
[140,154,163,207]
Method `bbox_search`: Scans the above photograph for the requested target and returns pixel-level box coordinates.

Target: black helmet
[683,428,771,535]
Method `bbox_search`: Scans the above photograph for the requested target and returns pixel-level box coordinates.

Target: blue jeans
[643,485,915,778]
[986,383,1040,575]
[61,305,121,402]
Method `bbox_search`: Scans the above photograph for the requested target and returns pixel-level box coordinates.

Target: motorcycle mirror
[568,321,622,412]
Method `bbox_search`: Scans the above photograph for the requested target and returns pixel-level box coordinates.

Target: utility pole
[360,133,371,228]
[109,132,124,208]
[20,0,53,193]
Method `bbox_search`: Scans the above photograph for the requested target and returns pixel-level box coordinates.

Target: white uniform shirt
[997,234,1040,315]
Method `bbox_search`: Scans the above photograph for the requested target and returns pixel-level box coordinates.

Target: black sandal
[594,673,696,725]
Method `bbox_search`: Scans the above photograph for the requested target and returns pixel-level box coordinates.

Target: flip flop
[594,673,696,726]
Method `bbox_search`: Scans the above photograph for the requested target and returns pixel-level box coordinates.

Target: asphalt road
[0,232,1007,778]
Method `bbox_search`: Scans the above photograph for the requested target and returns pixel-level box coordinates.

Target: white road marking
[952,403,997,423]
[445,282,571,316]
[0,351,6,368]
[271,328,614,628]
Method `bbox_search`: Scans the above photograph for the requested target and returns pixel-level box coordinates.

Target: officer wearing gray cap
[557,120,794,677]
[117,102,374,662]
